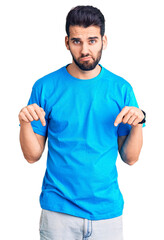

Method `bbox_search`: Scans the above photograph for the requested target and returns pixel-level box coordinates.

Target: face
[65,25,107,71]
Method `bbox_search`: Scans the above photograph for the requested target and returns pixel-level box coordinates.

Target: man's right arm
[19,104,47,164]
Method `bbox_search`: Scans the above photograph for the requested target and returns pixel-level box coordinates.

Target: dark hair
[66,5,105,37]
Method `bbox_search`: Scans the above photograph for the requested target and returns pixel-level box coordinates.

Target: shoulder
[102,66,132,88]
[32,66,66,91]
[101,66,133,96]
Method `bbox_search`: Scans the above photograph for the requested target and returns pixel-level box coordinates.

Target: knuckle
[27,105,32,111]
[139,117,143,122]
[32,103,37,106]
[141,112,144,119]
[35,115,39,120]
[133,114,137,119]
[32,103,38,108]
[130,109,134,114]
[22,107,28,113]
[40,107,45,113]
[20,111,25,116]
[19,112,24,119]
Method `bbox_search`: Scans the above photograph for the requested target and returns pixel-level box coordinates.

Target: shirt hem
[32,128,47,137]
[40,202,123,220]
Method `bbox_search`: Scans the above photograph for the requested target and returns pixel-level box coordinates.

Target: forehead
[69,25,101,38]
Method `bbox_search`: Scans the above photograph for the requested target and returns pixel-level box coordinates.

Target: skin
[19,25,144,165]
[65,25,107,79]
[115,106,144,165]
[19,104,46,163]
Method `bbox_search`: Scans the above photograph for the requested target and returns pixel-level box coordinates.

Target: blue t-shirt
[28,64,140,220]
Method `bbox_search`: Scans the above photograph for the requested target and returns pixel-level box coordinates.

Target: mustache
[79,54,94,59]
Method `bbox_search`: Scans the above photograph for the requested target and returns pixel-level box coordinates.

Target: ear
[102,35,107,50]
[65,36,70,50]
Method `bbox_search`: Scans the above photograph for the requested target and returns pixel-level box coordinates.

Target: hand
[19,103,46,126]
[114,107,144,127]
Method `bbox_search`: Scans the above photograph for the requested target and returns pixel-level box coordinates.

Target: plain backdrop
[1,0,164,239]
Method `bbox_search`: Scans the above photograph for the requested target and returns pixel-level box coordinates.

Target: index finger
[114,107,129,127]
[35,107,46,126]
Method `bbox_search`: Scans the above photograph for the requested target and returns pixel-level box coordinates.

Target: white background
[1,0,164,239]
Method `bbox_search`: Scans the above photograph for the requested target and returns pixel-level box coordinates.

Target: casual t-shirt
[27,64,141,220]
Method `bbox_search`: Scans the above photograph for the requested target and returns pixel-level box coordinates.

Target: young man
[19,5,146,240]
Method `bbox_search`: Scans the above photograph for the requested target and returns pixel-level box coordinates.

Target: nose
[81,42,89,56]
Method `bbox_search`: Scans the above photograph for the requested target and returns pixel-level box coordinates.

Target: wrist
[19,119,31,127]
[131,124,143,129]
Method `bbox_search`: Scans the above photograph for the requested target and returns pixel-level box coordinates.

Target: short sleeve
[117,86,145,137]
[27,83,48,137]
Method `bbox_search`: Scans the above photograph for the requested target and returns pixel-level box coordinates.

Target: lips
[80,56,92,61]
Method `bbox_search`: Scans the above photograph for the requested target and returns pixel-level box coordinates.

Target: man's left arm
[115,106,144,165]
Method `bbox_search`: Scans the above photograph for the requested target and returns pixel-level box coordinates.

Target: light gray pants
[39,209,123,240]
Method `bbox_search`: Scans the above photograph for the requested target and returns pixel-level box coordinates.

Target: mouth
[80,56,92,61]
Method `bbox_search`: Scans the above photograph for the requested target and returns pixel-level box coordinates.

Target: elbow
[26,159,38,164]
[127,158,138,166]
[24,153,41,164]
[120,148,141,166]
[124,156,139,166]
[120,151,139,166]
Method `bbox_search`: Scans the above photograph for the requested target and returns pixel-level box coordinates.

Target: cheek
[91,43,102,53]
[70,45,81,56]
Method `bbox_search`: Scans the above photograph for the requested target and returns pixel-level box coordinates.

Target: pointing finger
[40,108,46,117]
[114,107,130,127]
[35,107,46,126]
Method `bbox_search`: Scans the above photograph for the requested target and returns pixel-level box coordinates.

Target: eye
[89,40,96,44]
[73,40,80,44]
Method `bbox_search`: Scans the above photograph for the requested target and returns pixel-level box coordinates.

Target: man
[19,5,146,240]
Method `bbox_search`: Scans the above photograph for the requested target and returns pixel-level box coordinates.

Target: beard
[69,44,103,71]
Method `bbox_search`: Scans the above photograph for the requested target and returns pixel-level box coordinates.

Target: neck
[66,62,101,80]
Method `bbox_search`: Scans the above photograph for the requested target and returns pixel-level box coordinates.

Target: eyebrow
[88,37,99,40]
[71,38,81,41]
[70,37,99,41]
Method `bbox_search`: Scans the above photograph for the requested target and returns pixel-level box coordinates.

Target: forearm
[120,124,143,165]
[19,121,42,163]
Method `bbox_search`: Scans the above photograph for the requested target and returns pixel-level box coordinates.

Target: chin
[77,62,98,71]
